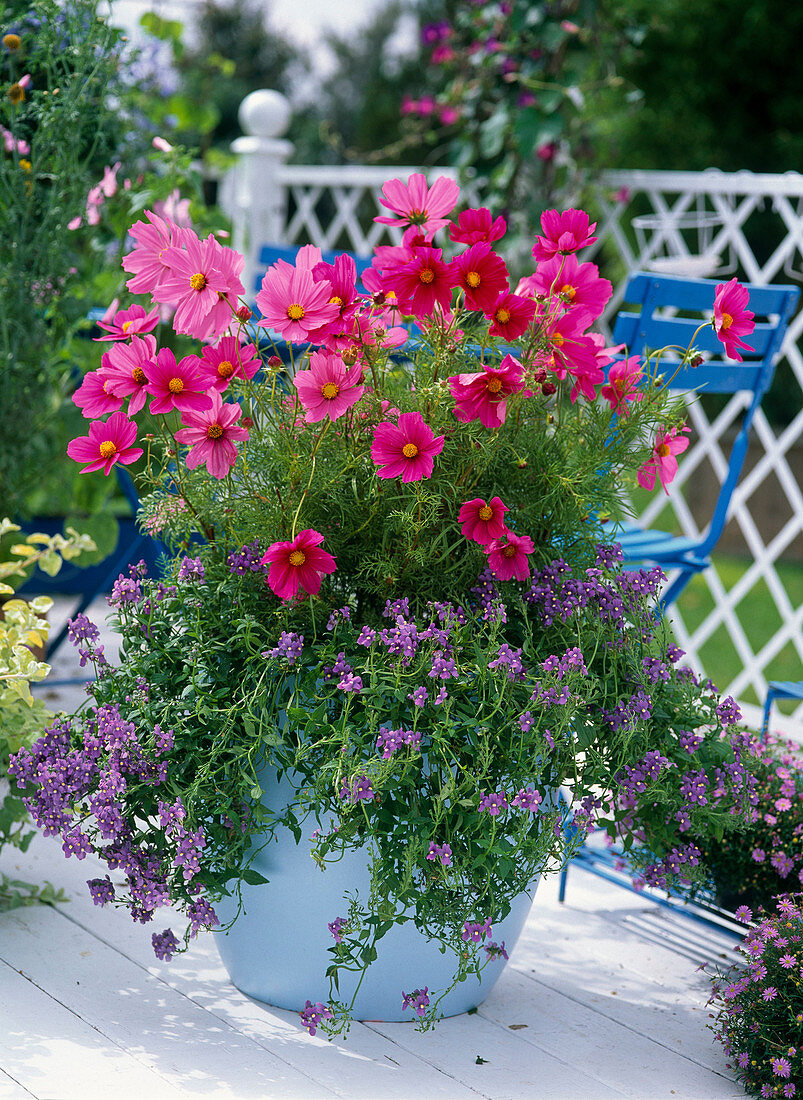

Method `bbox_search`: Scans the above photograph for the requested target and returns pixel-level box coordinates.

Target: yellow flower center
[478,505,493,521]
[99,441,117,459]
[502,545,516,558]
[217,360,234,378]
[720,312,733,330]
[466,271,481,288]
[190,272,207,291]
[495,307,511,324]
[168,377,184,394]
[402,443,420,458]
[486,377,502,393]
[289,549,306,566]
[560,284,577,300]
[287,303,305,320]
[132,366,146,384]
[552,332,565,347]
[3,34,22,51]
[656,443,671,457]
[122,320,133,332]
[206,423,224,439]
[321,382,339,400]
[418,268,435,285]
[329,295,343,307]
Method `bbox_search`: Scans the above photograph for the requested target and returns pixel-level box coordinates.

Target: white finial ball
[238,89,291,139]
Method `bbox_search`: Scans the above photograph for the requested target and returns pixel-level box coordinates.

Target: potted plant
[10,180,761,1035]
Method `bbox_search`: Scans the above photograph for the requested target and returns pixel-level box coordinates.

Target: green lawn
[671,555,803,713]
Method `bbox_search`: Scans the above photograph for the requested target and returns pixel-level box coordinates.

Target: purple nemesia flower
[300,1000,333,1036]
[462,917,492,943]
[108,574,142,606]
[511,786,542,812]
[408,686,428,707]
[326,606,351,631]
[485,940,509,961]
[376,727,421,758]
[177,556,205,582]
[187,897,219,936]
[339,775,375,804]
[158,797,186,832]
[328,916,347,943]
[338,671,363,693]
[152,928,180,961]
[227,539,268,575]
[716,696,742,725]
[356,625,376,647]
[401,987,430,1017]
[87,876,115,906]
[478,791,508,816]
[426,841,452,867]
[67,613,100,645]
[264,631,304,665]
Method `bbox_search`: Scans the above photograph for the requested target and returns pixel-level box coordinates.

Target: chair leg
[761,688,777,741]
[558,863,569,903]
[657,568,695,613]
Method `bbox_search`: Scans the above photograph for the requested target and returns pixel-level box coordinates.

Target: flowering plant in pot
[10,176,760,1034]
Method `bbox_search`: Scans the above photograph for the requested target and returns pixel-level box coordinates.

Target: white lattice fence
[229,148,803,721]
[588,170,803,721]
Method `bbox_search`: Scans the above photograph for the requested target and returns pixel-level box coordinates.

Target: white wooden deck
[0,598,747,1100]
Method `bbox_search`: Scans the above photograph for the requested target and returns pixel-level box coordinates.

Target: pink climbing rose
[174,390,250,479]
[637,426,691,493]
[67,411,143,475]
[293,349,365,423]
[261,529,337,600]
[713,278,755,362]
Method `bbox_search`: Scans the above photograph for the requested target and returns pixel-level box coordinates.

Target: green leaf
[241,868,269,886]
[479,109,510,159]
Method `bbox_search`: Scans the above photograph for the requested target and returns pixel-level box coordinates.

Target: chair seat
[615,527,710,570]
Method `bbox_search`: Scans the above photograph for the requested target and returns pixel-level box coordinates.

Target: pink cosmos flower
[486,531,535,582]
[526,253,612,324]
[448,354,526,430]
[600,356,644,416]
[486,291,536,340]
[293,349,365,422]
[545,311,600,385]
[154,231,245,341]
[449,207,507,246]
[637,426,691,494]
[261,529,337,600]
[256,260,340,342]
[193,337,260,392]
[173,390,250,479]
[383,245,458,318]
[306,253,361,343]
[532,209,598,262]
[145,348,214,416]
[1,125,29,156]
[99,162,120,198]
[67,411,143,475]
[103,335,159,415]
[374,172,460,234]
[454,242,509,313]
[713,278,755,361]
[459,497,509,545]
[122,210,186,296]
[152,188,192,228]
[72,364,124,419]
[371,411,445,483]
[94,303,160,342]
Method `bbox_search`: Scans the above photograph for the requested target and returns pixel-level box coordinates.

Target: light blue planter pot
[214,767,538,1021]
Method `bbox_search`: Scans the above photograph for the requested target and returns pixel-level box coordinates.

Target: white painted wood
[0,1068,36,1100]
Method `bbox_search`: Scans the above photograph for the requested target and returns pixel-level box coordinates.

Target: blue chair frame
[610,272,799,608]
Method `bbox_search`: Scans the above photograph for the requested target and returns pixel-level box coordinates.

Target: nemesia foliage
[14,174,760,1036]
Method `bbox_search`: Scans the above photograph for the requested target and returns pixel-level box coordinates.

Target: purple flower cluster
[328,916,347,943]
[339,775,375,804]
[264,631,304,665]
[485,940,509,961]
[300,1000,333,1035]
[401,987,430,1017]
[67,613,99,645]
[227,539,268,575]
[462,916,492,943]
[376,726,422,759]
[603,689,653,733]
[429,650,458,680]
[488,643,525,679]
[426,841,453,866]
[478,791,508,816]
[525,556,664,632]
[511,786,542,812]
[326,607,351,631]
[177,556,205,582]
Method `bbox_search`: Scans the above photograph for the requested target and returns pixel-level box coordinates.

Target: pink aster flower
[532,209,597,262]
[485,531,535,582]
[122,210,186,296]
[94,303,160,342]
[261,529,337,600]
[173,390,249,479]
[67,411,143,475]
[193,337,260,393]
[256,260,340,342]
[454,242,509,313]
[458,497,509,545]
[72,363,124,419]
[154,231,245,341]
[771,1057,792,1079]
[528,253,612,324]
[103,335,158,415]
[145,347,214,416]
[637,426,691,494]
[374,172,460,234]
[448,354,526,430]
[486,291,536,340]
[371,411,445,483]
[383,245,458,318]
[449,207,507,246]
[600,356,644,416]
[713,278,755,361]
[293,349,365,422]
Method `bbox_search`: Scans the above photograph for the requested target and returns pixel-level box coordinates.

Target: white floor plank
[0,1068,36,1100]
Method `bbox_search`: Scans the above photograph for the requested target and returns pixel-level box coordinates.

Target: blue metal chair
[762,681,803,737]
[611,272,799,608]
